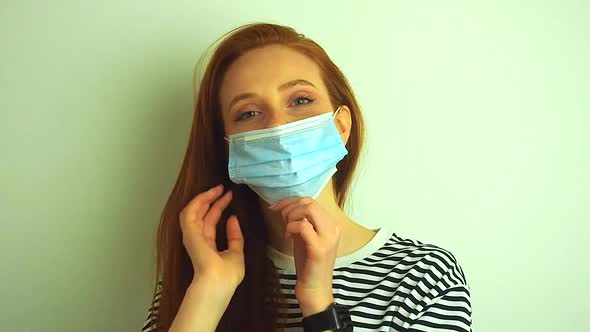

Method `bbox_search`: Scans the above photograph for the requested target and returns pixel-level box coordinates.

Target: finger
[285,219,319,244]
[203,190,233,226]
[283,202,327,235]
[275,197,312,221]
[268,196,307,211]
[225,215,244,254]
[180,184,224,224]
[279,198,309,221]
[202,190,233,246]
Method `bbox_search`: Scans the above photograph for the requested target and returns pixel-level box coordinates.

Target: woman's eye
[237,110,260,121]
[235,95,315,122]
[292,95,315,106]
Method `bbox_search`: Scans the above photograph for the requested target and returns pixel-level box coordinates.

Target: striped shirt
[141,225,472,331]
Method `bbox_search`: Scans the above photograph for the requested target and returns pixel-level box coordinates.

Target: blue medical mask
[225,106,348,204]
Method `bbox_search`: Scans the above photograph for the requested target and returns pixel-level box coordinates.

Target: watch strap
[302,302,353,332]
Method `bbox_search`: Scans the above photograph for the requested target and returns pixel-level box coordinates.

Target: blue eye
[234,94,315,122]
[292,94,315,106]
[237,110,260,121]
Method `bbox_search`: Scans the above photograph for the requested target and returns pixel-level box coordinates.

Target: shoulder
[372,233,472,326]
[378,231,469,287]
[365,230,472,311]
[387,233,472,329]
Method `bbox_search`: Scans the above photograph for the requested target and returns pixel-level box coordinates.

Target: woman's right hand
[179,184,245,291]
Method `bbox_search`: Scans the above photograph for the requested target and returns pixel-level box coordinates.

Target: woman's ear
[334,105,352,144]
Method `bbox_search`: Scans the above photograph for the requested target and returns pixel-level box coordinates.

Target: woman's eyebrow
[227,79,316,112]
[278,79,316,91]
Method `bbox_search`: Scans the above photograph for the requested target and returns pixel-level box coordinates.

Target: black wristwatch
[302,302,353,332]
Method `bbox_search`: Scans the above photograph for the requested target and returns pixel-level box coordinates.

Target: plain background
[1,1,588,331]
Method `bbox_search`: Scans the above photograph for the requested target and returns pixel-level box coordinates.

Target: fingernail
[268,203,277,209]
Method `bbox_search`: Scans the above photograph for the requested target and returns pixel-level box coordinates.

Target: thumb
[226,215,244,254]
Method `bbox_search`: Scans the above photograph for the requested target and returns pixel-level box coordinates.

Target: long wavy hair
[151,22,366,331]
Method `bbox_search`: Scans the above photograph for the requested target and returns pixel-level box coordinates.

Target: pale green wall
[1,1,588,331]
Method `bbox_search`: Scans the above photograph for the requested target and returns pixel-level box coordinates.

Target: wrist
[298,295,335,318]
[189,278,235,304]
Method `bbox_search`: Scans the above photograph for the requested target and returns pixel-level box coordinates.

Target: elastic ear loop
[223,105,343,142]
[333,105,342,118]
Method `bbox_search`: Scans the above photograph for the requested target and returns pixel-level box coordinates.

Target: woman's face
[219,45,335,136]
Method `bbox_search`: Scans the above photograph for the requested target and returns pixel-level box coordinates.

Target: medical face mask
[225,107,348,204]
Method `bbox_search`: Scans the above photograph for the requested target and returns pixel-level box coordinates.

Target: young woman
[140,23,472,332]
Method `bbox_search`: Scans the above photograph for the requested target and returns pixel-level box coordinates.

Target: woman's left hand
[269,197,341,314]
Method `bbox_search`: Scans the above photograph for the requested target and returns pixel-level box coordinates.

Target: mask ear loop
[333,105,342,118]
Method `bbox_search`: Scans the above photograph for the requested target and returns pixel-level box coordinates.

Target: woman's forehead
[219,46,324,105]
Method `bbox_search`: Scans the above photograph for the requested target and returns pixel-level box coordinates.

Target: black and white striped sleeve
[140,283,162,332]
[404,250,472,332]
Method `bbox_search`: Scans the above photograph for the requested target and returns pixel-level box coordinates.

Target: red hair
[151,22,366,331]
